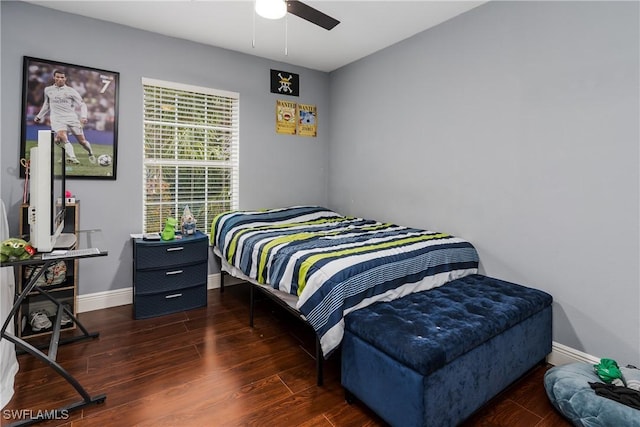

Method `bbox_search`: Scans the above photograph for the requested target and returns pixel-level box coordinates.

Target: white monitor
[28,130,75,252]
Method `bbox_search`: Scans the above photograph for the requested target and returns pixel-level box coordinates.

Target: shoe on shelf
[29,310,52,331]
[88,155,96,164]
[66,157,80,165]
[59,304,73,326]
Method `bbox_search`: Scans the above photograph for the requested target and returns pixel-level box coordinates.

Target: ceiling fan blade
[286,1,340,31]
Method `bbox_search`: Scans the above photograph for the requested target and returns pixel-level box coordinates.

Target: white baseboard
[77,287,133,313]
[207,272,245,289]
[208,273,221,290]
[548,341,600,366]
[77,276,598,366]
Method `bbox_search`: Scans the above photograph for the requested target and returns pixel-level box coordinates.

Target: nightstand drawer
[134,262,207,295]
[135,238,207,269]
[134,284,207,319]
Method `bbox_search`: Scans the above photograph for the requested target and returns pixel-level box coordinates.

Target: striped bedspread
[211,206,479,356]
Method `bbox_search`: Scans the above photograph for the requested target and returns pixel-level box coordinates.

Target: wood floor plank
[223,380,348,427]
[296,414,335,427]
[3,283,572,427]
[536,409,577,427]
[77,373,291,427]
[507,364,559,419]
[323,398,387,427]
[461,397,543,427]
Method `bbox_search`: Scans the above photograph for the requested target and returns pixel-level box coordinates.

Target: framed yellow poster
[276,100,297,135]
[297,104,317,137]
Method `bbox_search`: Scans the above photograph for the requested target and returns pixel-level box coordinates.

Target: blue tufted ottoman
[341,274,553,427]
[544,363,640,427]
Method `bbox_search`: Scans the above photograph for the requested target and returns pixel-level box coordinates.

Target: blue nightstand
[132,230,208,319]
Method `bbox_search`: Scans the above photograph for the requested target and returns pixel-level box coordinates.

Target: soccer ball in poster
[97,154,112,167]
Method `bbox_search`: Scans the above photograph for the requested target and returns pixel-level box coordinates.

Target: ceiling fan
[255,0,340,31]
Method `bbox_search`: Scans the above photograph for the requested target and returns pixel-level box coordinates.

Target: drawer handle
[165,293,182,299]
[166,247,184,252]
[166,270,183,276]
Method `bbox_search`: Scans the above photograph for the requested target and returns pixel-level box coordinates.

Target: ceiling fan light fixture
[255,0,287,20]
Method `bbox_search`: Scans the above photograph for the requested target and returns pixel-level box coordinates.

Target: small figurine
[181,205,196,235]
[1,238,35,262]
[161,217,177,241]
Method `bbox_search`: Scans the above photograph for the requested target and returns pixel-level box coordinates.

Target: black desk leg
[2,332,106,426]
[1,260,106,426]
[32,286,100,344]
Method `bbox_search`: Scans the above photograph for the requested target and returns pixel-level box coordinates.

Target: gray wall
[1,2,330,294]
[328,1,639,363]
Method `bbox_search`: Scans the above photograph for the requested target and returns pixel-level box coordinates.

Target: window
[142,78,239,233]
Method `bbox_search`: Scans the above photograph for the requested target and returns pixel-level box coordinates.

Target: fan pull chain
[285,14,288,56]
[252,7,256,48]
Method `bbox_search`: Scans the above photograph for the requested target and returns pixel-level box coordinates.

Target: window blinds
[142,78,239,233]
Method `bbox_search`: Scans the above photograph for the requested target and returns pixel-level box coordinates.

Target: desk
[0,230,108,426]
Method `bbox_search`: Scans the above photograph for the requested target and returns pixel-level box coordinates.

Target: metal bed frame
[217,255,325,386]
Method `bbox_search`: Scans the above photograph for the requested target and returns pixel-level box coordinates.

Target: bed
[210,206,480,381]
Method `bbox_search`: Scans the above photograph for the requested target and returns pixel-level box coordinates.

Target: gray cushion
[544,363,640,427]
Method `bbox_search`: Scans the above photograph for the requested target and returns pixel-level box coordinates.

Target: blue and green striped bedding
[211,206,479,356]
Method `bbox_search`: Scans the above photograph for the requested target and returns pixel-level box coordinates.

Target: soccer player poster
[20,57,119,179]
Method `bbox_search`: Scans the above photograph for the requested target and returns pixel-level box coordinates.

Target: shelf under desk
[0,229,108,426]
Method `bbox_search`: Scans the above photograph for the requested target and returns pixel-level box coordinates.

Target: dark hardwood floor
[3,283,571,426]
